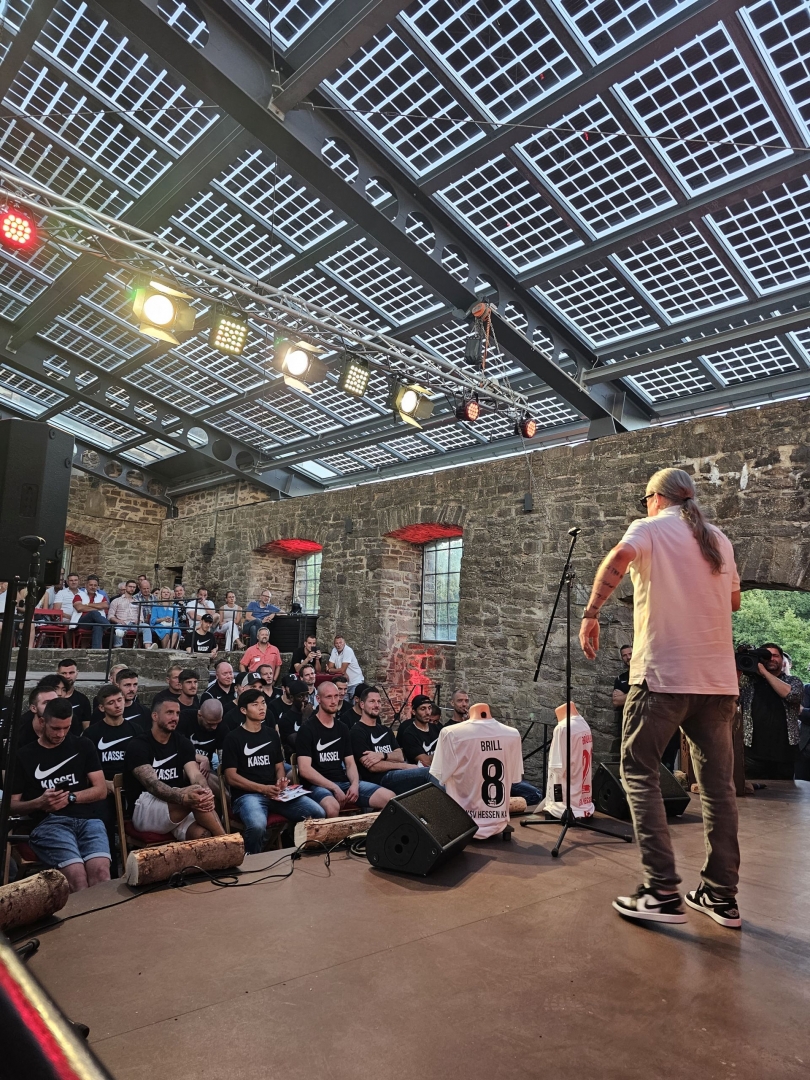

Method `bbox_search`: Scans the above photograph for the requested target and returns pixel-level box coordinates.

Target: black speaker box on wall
[0,420,73,582]
[593,761,691,820]
[365,784,478,876]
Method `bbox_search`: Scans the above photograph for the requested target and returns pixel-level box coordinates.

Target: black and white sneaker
[684,883,742,928]
[613,884,687,924]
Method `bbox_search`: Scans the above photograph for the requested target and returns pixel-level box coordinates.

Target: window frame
[420,536,462,644]
[293,550,322,614]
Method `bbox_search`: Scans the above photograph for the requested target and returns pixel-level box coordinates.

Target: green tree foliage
[732,590,810,676]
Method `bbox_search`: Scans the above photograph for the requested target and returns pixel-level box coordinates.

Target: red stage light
[518,416,538,439]
[0,207,37,251]
[455,397,480,422]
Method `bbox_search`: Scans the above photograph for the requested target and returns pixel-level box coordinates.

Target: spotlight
[516,415,538,439]
[0,206,37,251]
[455,396,480,422]
[132,279,195,345]
[337,353,371,398]
[274,339,327,393]
[390,383,433,428]
[209,311,249,356]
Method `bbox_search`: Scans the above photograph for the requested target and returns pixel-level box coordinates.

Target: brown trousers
[622,684,740,897]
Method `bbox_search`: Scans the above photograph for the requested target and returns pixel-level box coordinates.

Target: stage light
[517,415,538,439]
[209,311,249,356]
[274,339,327,392]
[337,353,371,398]
[390,382,433,428]
[0,206,37,251]
[455,396,480,422]
[132,279,196,345]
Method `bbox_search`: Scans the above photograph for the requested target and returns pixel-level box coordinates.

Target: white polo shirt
[329,644,364,685]
[621,506,739,695]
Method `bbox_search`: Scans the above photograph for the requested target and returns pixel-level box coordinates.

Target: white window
[294,551,322,614]
[422,537,462,643]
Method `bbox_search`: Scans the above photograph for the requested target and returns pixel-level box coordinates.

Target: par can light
[517,415,538,439]
[455,396,480,422]
[0,206,37,251]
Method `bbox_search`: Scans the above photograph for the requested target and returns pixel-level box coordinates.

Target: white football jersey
[430,718,523,838]
[540,713,594,819]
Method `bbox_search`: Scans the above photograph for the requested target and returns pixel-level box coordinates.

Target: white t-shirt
[540,713,594,819]
[54,587,85,625]
[329,644,363,685]
[621,506,739,695]
[430,718,523,838]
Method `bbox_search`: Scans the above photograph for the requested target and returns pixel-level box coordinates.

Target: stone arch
[377,503,467,538]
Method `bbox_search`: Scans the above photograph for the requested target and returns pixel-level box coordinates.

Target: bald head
[198,698,223,730]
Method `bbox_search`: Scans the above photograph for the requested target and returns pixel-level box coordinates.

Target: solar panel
[0,363,67,416]
[319,238,444,322]
[534,264,660,345]
[125,367,209,413]
[278,268,391,332]
[316,452,368,474]
[231,0,338,49]
[172,191,292,278]
[420,423,479,451]
[742,0,810,143]
[549,0,702,59]
[57,401,144,445]
[380,433,439,458]
[627,361,716,400]
[701,338,800,383]
[350,444,402,467]
[157,0,209,48]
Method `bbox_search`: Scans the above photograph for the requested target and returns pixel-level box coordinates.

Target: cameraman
[740,643,803,780]
[289,634,322,676]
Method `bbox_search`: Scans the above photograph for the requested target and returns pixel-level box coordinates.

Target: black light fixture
[209,310,249,355]
[455,395,480,422]
[131,278,196,344]
[337,353,371,398]
[516,414,538,439]
[274,339,327,393]
[389,382,433,428]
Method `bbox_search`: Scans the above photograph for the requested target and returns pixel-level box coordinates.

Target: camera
[734,645,773,674]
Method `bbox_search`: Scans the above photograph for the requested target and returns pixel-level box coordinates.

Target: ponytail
[647,468,724,575]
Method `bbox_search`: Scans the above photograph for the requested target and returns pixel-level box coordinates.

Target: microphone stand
[521,527,632,856]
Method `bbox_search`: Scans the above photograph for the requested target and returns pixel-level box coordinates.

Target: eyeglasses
[637,492,656,512]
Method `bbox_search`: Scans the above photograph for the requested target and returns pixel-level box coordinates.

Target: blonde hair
[648,468,724,575]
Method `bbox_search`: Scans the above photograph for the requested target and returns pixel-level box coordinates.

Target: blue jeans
[29,815,110,868]
[376,767,442,794]
[233,792,325,855]
[306,780,381,807]
[512,781,543,805]
[77,610,110,649]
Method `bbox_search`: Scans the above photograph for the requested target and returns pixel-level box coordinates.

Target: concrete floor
[25,782,810,1080]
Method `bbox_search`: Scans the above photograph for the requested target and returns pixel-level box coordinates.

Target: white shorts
[132,792,195,841]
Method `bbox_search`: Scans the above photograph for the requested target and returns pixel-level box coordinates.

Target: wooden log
[125,834,245,887]
[0,869,70,931]
[294,797,528,847]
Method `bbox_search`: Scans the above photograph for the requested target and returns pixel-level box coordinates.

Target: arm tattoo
[132,764,187,806]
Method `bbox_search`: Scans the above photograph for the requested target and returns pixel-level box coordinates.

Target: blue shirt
[246,600,280,620]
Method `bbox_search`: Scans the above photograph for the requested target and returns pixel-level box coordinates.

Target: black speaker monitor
[593,761,691,820]
[0,420,73,581]
[365,784,477,877]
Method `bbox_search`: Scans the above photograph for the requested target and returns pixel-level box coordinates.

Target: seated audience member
[57,658,92,732]
[741,642,804,780]
[181,698,226,796]
[54,573,82,624]
[124,698,226,841]
[333,674,355,726]
[275,679,311,756]
[224,673,266,728]
[201,659,236,709]
[72,579,110,649]
[295,682,393,817]
[398,695,442,767]
[327,635,364,695]
[83,683,143,791]
[18,684,62,746]
[176,668,201,728]
[243,588,280,646]
[173,585,190,638]
[12,699,110,892]
[151,586,181,649]
[108,580,153,648]
[299,663,319,709]
[135,579,153,643]
[219,590,243,651]
[267,674,295,725]
[240,626,282,680]
[257,664,277,702]
[222,688,326,853]
[116,668,152,730]
[430,703,443,726]
[85,574,108,601]
[188,587,217,630]
[289,634,322,676]
[185,613,218,655]
[152,664,185,706]
[349,686,437,794]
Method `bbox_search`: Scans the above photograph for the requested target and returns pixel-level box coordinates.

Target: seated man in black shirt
[201,659,236,709]
[56,658,93,732]
[333,674,355,726]
[83,683,143,793]
[289,634,323,676]
[296,682,393,818]
[349,686,438,794]
[116,668,152,730]
[176,668,201,729]
[184,612,218,656]
[18,683,62,747]
[124,698,225,841]
[152,664,185,706]
[266,673,295,726]
[181,698,227,797]
[222,688,325,853]
[12,699,110,892]
[398,695,442,767]
[275,679,311,757]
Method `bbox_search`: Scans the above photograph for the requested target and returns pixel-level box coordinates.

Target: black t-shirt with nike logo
[123,731,196,808]
[296,715,352,784]
[83,719,142,780]
[398,722,441,765]
[349,722,400,782]
[276,704,307,756]
[221,723,283,793]
[179,717,227,763]
[13,734,103,821]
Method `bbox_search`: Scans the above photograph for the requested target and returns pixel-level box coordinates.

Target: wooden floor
[25,782,810,1080]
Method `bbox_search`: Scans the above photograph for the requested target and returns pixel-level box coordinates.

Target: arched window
[294,551,322,614]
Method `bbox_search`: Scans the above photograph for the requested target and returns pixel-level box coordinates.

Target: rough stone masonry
[66,398,810,780]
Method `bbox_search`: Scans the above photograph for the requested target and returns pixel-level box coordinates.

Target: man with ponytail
[580,468,743,929]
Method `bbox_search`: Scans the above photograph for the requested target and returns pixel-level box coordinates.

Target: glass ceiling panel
[230,0,338,49]
[742,0,810,144]
[278,268,392,333]
[349,444,402,468]
[0,364,67,417]
[171,192,293,278]
[414,321,523,380]
[436,156,582,273]
[121,439,182,465]
[317,452,368,474]
[402,0,580,120]
[306,379,384,425]
[515,98,676,236]
[380,432,438,459]
[534,265,660,345]
[231,401,311,443]
[58,401,144,444]
[319,239,444,323]
[701,337,800,383]
[40,308,148,364]
[420,423,479,451]
[789,327,810,361]
[125,367,209,414]
[627,360,715,401]
[262,389,344,435]
[168,337,270,390]
[324,27,484,176]
[208,410,287,453]
[0,245,73,310]
[617,26,791,196]
[549,0,701,59]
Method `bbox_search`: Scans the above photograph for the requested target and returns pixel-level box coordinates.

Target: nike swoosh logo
[423,740,438,753]
[371,732,389,744]
[190,736,214,746]
[245,740,274,755]
[152,754,176,767]
[34,754,78,780]
[316,738,340,751]
[97,736,131,751]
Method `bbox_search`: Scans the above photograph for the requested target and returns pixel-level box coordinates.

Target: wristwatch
[383,752,388,761]
[67,792,77,804]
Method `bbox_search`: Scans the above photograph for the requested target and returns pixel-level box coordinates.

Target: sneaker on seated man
[11,699,110,892]
[222,688,326,853]
[124,698,226,841]
[295,682,393,818]
[349,686,439,794]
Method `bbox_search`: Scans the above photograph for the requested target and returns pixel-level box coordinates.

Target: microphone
[568,527,582,537]
[18,535,45,552]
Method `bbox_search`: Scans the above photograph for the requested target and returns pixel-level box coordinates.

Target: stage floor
[25,782,810,1080]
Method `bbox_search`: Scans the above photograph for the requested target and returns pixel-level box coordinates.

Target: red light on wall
[258,538,323,558]
[386,523,463,544]
[0,207,37,251]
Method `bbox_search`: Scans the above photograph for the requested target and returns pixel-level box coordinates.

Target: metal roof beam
[0,0,57,100]
[653,368,810,416]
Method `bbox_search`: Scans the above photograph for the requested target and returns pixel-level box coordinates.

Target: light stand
[521,527,632,856]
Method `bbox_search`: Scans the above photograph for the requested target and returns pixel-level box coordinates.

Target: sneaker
[613,884,687,924]
[684,883,742,928]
